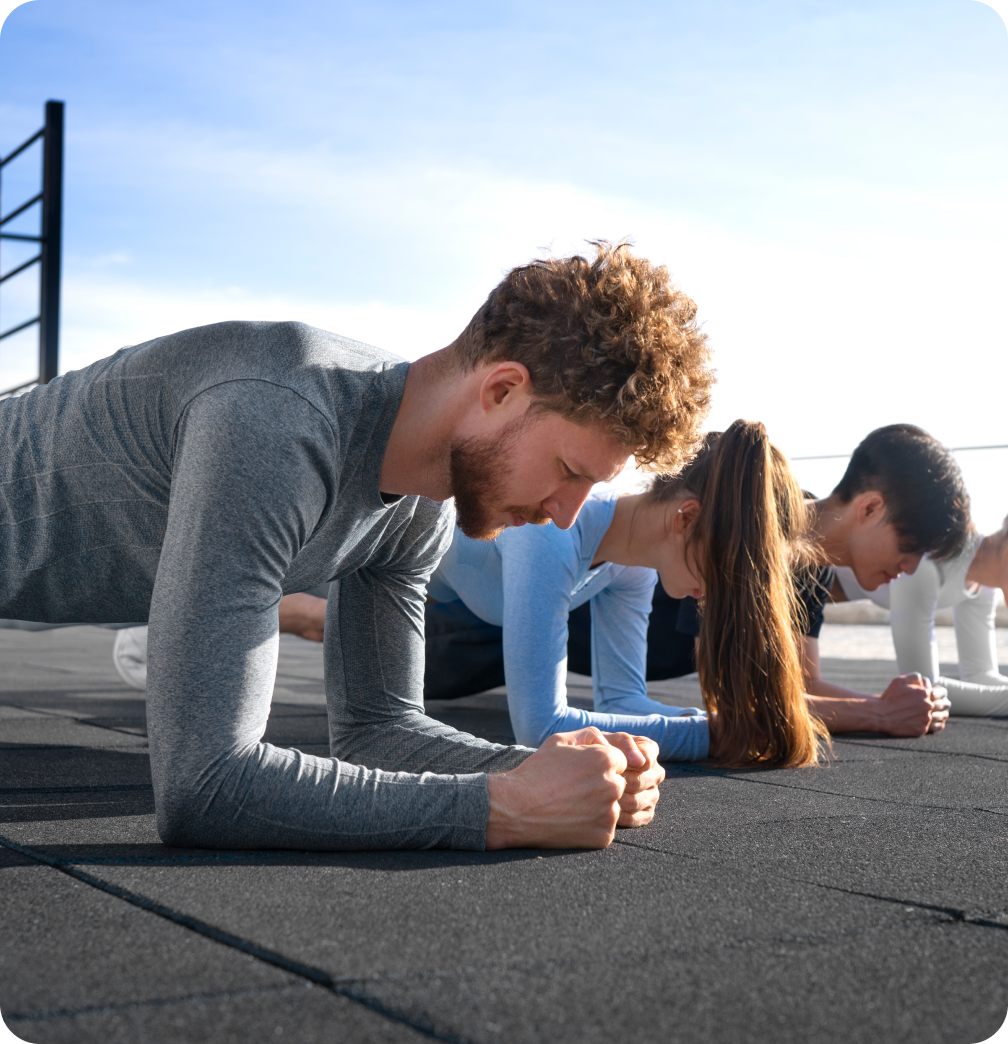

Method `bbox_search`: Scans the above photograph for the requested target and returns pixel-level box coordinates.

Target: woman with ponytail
[425,420,830,769]
[640,423,829,766]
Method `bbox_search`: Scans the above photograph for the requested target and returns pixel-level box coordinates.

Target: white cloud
[57,172,1007,458]
[57,275,469,370]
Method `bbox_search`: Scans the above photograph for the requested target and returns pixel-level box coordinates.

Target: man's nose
[900,553,924,576]
[543,480,594,530]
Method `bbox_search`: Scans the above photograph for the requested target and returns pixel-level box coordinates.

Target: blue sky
[1,0,1006,527]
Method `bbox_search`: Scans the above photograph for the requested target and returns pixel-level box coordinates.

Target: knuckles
[634,736,660,760]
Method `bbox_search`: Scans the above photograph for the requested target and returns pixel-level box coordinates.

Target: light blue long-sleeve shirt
[428,493,709,761]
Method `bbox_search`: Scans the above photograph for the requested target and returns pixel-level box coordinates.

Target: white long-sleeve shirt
[836,531,1008,715]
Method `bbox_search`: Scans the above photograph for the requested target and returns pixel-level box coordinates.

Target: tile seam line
[835,739,1008,764]
[0,703,150,739]
[612,837,1008,932]
[5,981,310,1024]
[794,878,1008,930]
[0,831,474,1044]
[8,918,926,1019]
[5,842,997,1004]
[669,769,998,810]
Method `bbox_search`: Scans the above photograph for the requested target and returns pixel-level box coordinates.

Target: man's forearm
[803,627,938,736]
[805,675,872,702]
[805,692,879,733]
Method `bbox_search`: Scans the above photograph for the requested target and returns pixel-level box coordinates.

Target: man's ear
[856,491,886,524]
[478,362,533,413]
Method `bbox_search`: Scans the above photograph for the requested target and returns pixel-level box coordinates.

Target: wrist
[485,773,526,850]
[863,695,883,731]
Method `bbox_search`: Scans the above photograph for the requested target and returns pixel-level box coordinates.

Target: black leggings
[423,588,697,702]
[569,587,697,681]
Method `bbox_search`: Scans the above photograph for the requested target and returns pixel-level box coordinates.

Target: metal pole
[39,100,63,384]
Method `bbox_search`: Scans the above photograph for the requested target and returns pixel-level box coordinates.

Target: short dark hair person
[831,424,971,561]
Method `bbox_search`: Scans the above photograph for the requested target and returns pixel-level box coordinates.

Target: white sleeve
[938,675,1008,716]
[887,559,942,680]
[952,586,1007,685]
[836,565,891,609]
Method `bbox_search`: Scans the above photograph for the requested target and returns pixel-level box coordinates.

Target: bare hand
[602,734,664,827]
[485,728,627,850]
[927,685,950,733]
[875,673,939,737]
[277,593,327,643]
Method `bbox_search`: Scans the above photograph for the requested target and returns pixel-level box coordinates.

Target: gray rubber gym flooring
[1,625,1006,1044]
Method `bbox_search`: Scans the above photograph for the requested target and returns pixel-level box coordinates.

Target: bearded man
[0,242,713,852]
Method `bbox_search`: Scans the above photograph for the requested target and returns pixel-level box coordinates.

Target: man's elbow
[153,774,223,848]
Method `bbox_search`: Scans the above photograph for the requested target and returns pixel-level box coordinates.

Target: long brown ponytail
[650,420,830,768]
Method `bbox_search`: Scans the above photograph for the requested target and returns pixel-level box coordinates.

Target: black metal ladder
[0,99,64,396]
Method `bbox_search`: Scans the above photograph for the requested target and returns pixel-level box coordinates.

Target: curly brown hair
[450,240,715,472]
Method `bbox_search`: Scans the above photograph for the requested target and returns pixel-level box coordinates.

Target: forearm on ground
[806,675,939,737]
[805,691,879,732]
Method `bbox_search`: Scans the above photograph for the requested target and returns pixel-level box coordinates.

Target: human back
[0,320,428,624]
[1,239,717,853]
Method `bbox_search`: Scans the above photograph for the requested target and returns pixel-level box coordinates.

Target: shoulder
[281,323,406,371]
[798,564,834,600]
[604,564,658,596]
[499,492,617,559]
[175,321,404,365]
[372,495,456,569]
[794,564,835,623]
[135,321,405,388]
[575,491,620,549]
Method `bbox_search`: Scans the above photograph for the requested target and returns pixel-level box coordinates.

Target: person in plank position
[422,422,830,768]
[0,241,713,851]
[588,425,971,736]
[832,512,1008,718]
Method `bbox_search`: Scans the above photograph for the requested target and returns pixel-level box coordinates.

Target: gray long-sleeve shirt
[0,321,530,849]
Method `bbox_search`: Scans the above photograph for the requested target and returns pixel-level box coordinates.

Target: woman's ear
[675,498,702,531]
